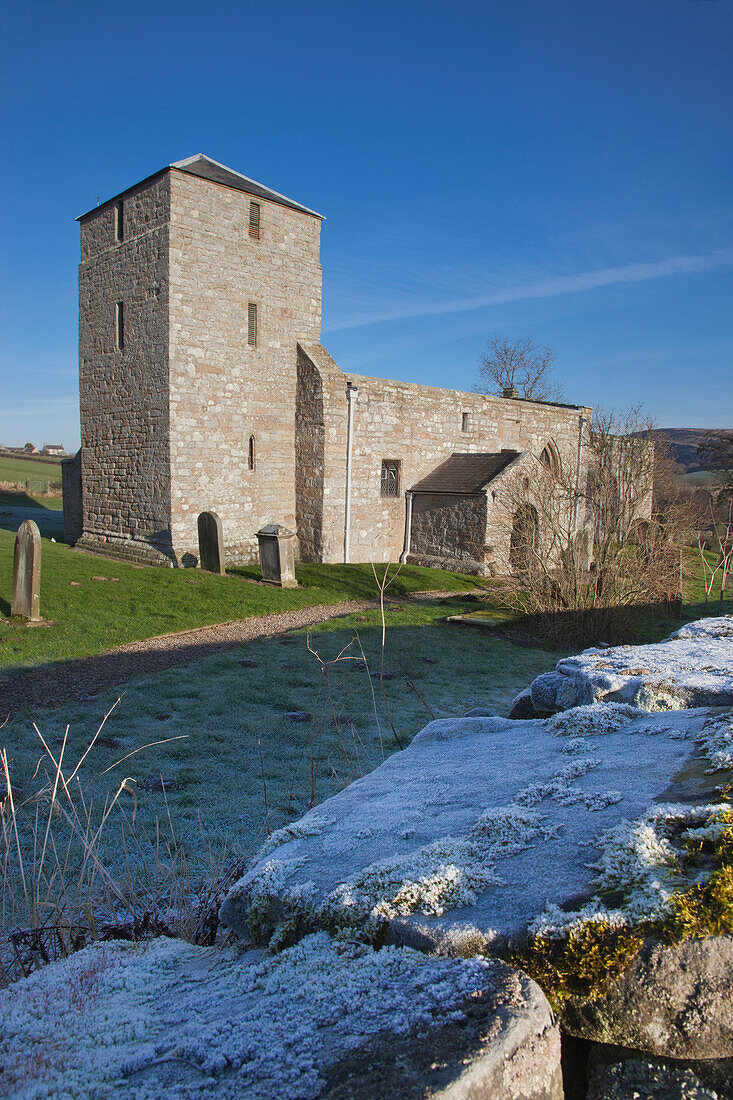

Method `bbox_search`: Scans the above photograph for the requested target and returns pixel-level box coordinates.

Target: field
[0,454,63,489]
[0,587,563,966]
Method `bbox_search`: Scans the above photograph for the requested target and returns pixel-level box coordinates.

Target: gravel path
[0,591,467,717]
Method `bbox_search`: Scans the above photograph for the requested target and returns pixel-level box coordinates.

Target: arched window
[248,435,255,471]
[539,441,560,476]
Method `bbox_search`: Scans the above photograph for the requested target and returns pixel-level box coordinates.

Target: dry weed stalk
[0,709,237,987]
[298,563,407,807]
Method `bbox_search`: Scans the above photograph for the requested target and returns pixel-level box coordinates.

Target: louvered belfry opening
[247,303,258,346]
[249,201,260,239]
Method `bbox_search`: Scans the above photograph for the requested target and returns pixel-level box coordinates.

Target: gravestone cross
[197,511,225,574]
[11,519,42,621]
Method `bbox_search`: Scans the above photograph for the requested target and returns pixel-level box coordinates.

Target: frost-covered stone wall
[512,615,733,717]
[0,934,562,1099]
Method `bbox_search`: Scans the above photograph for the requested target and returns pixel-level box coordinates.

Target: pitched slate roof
[78,155,322,221]
[410,451,520,494]
[171,155,322,217]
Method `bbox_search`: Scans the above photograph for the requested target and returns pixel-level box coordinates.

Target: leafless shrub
[698,497,733,613]
[493,407,689,647]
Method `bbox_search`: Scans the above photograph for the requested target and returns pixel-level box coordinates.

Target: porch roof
[409,450,519,494]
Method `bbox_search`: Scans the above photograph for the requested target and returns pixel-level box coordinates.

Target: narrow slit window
[114,201,124,242]
[115,301,124,350]
[381,459,401,497]
[247,303,258,346]
[461,412,470,432]
[249,201,260,240]
[248,435,255,471]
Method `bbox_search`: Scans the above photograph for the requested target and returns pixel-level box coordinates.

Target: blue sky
[1,0,731,449]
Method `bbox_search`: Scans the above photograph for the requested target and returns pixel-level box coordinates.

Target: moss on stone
[513,806,733,1009]
[511,920,644,1009]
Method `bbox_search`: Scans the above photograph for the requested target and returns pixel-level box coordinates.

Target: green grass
[2,599,560,873]
[0,489,63,511]
[2,531,729,671]
[0,455,62,487]
[0,531,478,669]
[680,470,717,486]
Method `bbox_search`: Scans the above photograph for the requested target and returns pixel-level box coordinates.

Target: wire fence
[0,479,62,495]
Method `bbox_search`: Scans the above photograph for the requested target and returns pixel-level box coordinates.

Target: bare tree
[493,407,690,646]
[475,334,563,402]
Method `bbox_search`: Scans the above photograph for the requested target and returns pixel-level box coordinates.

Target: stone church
[65,154,593,573]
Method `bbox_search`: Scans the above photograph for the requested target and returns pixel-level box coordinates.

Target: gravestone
[11,519,41,621]
[257,524,297,587]
[197,512,224,574]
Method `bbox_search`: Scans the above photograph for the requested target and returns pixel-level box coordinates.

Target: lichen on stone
[321,805,552,932]
[546,702,644,738]
[634,683,683,712]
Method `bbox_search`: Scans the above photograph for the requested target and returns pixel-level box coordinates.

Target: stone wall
[296,343,350,562]
[299,346,591,565]
[76,166,594,573]
[77,173,173,564]
[410,493,487,570]
[167,170,322,563]
[295,346,325,561]
[61,448,83,545]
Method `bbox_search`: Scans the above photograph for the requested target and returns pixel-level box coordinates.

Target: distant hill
[646,428,733,474]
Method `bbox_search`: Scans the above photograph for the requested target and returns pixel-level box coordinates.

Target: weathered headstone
[11,519,41,621]
[197,511,224,574]
[257,524,297,587]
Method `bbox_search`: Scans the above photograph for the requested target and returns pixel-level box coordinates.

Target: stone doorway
[509,503,539,575]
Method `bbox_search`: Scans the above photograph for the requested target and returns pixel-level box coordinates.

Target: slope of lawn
[1,598,561,890]
[0,530,478,670]
[0,455,62,487]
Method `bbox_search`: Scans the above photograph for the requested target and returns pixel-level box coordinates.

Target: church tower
[76,154,322,564]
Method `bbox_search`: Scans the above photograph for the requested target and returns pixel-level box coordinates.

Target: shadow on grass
[229,563,479,602]
[0,490,47,510]
[456,597,732,650]
[0,493,65,538]
[0,594,528,717]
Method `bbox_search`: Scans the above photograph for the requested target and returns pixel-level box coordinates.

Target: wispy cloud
[325,248,733,333]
